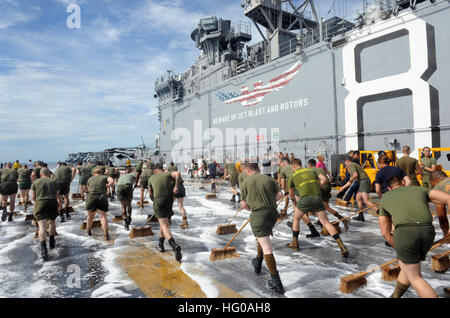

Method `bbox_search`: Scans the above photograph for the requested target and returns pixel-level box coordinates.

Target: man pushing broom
[240,162,285,294]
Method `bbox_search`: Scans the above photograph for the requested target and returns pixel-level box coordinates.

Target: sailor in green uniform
[30,168,60,261]
[307,159,349,231]
[148,164,183,263]
[95,162,106,175]
[54,162,76,222]
[378,175,450,298]
[168,162,178,172]
[31,161,43,183]
[224,161,240,202]
[201,158,208,178]
[77,162,92,201]
[171,172,188,229]
[430,170,450,237]
[85,168,115,240]
[106,164,117,200]
[139,161,154,208]
[420,147,437,190]
[279,158,321,237]
[287,159,349,257]
[396,146,421,186]
[117,168,136,230]
[240,162,285,294]
[18,164,32,213]
[134,160,144,188]
[337,156,376,222]
[0,163,19,222]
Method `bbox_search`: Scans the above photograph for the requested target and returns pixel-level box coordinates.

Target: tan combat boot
[287,237,299,251]
[336,238,349,257]
[179,217,188,229]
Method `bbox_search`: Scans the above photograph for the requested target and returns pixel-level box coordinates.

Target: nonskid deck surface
[0,176,448,298]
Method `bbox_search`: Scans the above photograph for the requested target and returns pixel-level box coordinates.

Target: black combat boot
[267,272,285,294]
[168,238,182,263]
[49,236,56,249]
[353,213,365,222]
[237,193,241,203]
[230,195,236,202]
[252,258,263,274]
[8,211,13,222]
[306,224,321,238]
[65,208,71,220]
[1,207,7,222]
[40,241,49,261]
[60,211,66,223]
[158,237,165,253]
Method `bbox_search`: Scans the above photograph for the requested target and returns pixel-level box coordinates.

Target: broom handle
[216,175,226,186]
[274,204,295,227]
[224,218,251,250]
[229,207,244,222]
[352,236,450,279]
[277,194,288,206]
[338,158,369,198]
[331,203,379,225]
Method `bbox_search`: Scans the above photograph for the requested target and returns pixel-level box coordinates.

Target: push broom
[81,219,102,230]
[206,176,225,199]
[137,189,149,208]
[210,218,250,262]
[335,180,356,207]
[431,250,450,273]
[321,204,379,236]
[215,207,244,235]
[129,225,155,238]
[72,184,82,200]
[340,236,450,293]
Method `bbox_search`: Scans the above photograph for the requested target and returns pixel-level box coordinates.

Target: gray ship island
[154,0,449,172]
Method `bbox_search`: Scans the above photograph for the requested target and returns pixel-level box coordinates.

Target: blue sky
[0,0,362,163]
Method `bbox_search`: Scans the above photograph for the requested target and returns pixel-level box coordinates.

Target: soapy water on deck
[0,174,448,298]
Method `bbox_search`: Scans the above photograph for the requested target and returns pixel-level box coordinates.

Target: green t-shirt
[311,167,330,186]
[226,163,238,177]
[96,166,106,175]
[378,186,433,226]
[347,163,369,181]
[421,157,437,177]
[79,165,92,178]
[433,177,450,194]
[241,173,280,211]
[33,167,41,179]
[117,173,136,186]
[18,168,31,183]
[149,172,173,199]
[136,161,144,173]
[87,175,108,195]
[280,165,293,180]
[238,170,248,188]
[106,166,116,177]
[287,168,320,197]
[31,178,59,200]
[168,166,178,172]
[1,169,18,183]
[54,166,73,181]
[396,157,418,181]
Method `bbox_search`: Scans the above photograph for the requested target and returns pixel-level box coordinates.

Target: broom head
[210,246,239,262]
[25,214,35,222]
[381,264,401,281]
[137,201,149,208]
[18,201,33,206]
[199,186,205,189]
[336,199,349,207]
[112,216,123,224]
[431,252,450,273]
[129,225,154,238]
[17,193,21,198]
[216,223,237,235]
[205,194,217,199]
[321,223,342,236]
[339,273,367,294]
[72,193,83,200]
[81,219,102,230]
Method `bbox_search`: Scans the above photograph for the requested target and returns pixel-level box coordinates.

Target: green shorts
[320,185,332,203]
[421,175,432,190]
[358,178,371,193]
[19,182,31,190]
[297,195,324,213]
[393,224,435,264]
[1,182,18,196]
[34,199,59,221]
[174,183,186,199]
[140,177,149,189]
[79,176,90,186]
[230,174,239,187]
[250,208,277,238]
[152,197,174,219]
[86,193,109,212]
[58,181,71,195]
[117,185,133,202]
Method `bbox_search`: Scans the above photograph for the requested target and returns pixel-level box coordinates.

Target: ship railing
[232,20,252,37]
